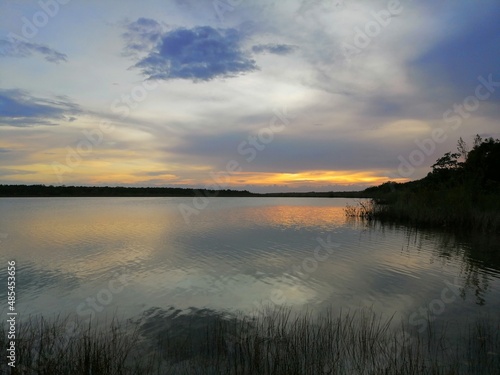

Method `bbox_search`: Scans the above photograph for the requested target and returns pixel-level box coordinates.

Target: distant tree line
[0,185,257,197]
[0,185,366,198]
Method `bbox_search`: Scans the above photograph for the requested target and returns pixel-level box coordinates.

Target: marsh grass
[345,191,500,232]
[344,200,375,220]
[1,307,499,374]
[0,314,161,375]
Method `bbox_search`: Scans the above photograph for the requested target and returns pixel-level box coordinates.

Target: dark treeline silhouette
[0,184,365,198]
[362,135,500,231]
[260,191,365,198]
[0,185,257,197]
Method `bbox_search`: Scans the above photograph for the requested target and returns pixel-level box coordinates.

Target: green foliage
[362,136,500,232]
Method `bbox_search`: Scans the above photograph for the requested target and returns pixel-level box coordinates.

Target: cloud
[0,89,81,127]
[0,39,67,63]
[296,0,346,17]
[124,22,258,81]
[410,3,500,102]
[0,168,35,177]
[164,129,402,173]
[122,17,164,57]
[252,43,296,55]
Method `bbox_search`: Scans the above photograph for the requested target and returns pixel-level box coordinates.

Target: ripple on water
[0,197,499,325]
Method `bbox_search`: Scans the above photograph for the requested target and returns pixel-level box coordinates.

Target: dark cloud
[122,17,164,57]
[252,43,296,55]
[0,89,81,127]
[0,169,35,177]
[164,130,401,173]
[0,39,67,63]
[410,3,500,102]
[124,22,258,81]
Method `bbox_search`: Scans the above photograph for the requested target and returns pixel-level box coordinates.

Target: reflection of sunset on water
[5,199,181,277]
[236,204,346,229]
[1,197,500,335]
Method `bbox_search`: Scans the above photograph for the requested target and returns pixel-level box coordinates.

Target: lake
[1,197,500,369]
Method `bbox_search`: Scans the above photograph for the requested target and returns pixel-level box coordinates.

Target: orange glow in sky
[199,170,409,188]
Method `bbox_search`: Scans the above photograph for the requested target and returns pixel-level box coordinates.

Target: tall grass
[1,307,499,374]
[347,189,500,232]
[0,315,159,375]
[344,200,375,220]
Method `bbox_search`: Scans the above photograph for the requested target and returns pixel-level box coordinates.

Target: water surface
[1,197,499,333]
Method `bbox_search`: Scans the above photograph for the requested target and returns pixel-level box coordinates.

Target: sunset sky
[1,0,499,192]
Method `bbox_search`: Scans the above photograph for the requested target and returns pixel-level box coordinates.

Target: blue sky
[0,0,499,192]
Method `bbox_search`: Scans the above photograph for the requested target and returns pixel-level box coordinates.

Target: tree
[473,134,482,148]
[431,152,461,171]
[457,137,469,161]
[464,137,500,186]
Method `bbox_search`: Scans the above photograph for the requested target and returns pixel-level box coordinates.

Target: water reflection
[0,197,499,327]
[354,219,500,309]
[435,231,500,306]
[234,204,346,230]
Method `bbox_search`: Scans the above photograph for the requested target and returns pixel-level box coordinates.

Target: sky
[0,0,499,193]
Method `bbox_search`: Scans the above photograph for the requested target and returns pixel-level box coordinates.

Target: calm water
[1,197,499,333]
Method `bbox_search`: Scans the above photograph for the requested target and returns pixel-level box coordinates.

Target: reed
[1,307,499,374]
[346,190,500,232]
[344,200,375,220]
